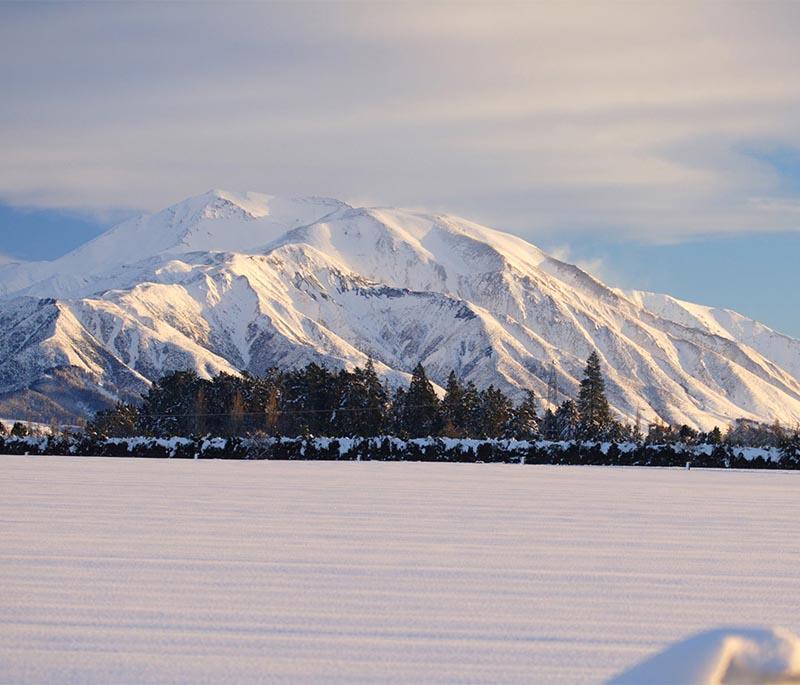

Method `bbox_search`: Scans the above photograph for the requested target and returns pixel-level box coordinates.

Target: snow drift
[1,189,799,427]
[608,627,800,684]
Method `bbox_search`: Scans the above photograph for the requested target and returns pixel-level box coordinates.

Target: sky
[1,2,799,335]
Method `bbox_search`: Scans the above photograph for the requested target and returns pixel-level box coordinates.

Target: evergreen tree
[10,422,30,437]
[540,408,558,440]
[576,351,612,438]
[390,386,408,436]
[334,360,389,436]
[204,372,250,436]
[603,419,631,443]
[230,390,246,435]
[779,429,800,465]
[677,424,698,445]
[140,370,201,436]
[554,400,580,440]
[441,371,466,437]
[332,368,358,436]
[0,420,6,437]
[510,390,539,440]
[398,363,442,437]
[279,363,338,436]
[647,422,677,444]
[461,380,481,437]
[707,426,723,445]
[262,384,281,434]
[249,368,283,435]
[361,359,390,435]
[86,402,140,439]
[193,380,209,436]
[477,385,513,438]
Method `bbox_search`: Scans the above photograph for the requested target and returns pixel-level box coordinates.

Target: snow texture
[1,189,800,428]
[1,457,798,684]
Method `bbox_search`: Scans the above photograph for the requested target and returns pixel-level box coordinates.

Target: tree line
[74,351,734,443]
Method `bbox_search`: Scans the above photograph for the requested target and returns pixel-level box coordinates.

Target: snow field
[1,457,799,684]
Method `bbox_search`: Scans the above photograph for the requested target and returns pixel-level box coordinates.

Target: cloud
[1,2,800,243]
[546,244,613,284]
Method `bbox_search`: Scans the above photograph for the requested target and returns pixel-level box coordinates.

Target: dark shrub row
[2,435,798,469]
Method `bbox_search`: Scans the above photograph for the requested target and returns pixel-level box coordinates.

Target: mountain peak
[184,189,274,221]
[1,189,799,428]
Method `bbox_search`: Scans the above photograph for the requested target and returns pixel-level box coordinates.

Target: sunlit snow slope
[1,189,799,427]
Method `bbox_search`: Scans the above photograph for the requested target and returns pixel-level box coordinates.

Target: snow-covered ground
[1,457,798,684]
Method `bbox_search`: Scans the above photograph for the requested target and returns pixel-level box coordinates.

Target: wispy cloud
[2,2,800,242]
[547,244,612,284]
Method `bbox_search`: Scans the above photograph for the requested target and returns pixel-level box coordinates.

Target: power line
[125,403,444,419]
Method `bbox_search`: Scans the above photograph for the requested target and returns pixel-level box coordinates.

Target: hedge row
[2,435,799,469]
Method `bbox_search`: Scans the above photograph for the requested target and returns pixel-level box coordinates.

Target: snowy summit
[1,189,799,427]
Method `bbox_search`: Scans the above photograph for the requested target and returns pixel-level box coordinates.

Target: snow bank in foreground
[608,627,800,684]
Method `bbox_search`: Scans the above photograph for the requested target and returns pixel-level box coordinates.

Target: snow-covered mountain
[1,189,799,429]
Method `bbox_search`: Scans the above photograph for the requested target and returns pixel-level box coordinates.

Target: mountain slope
[624,289,800,383]
[1,189,798,429]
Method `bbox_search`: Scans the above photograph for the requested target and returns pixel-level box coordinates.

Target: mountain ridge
[1,189,798,429]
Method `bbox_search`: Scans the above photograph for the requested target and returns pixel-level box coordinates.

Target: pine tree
[10,421,30,438]
[554,400,580,440]
[441,371,466,437]
[279,368,306,436]
[398,363,442,437]
[230,390,246,435]
[334,360,389,436]
[193,381,209,436]
[262,384,281,435]
[0,420,6,437]
[250,368,283,435]
[279,363,337,436]
[86,402,140,439]
[678,424,698,445]
[510,390,539,440]
[647,422,676,445]
[707,426,723,445]
[576,351,612,438]
[391,386,408,436]
[461,380,481,437]
[477,385,513,438]
[361,359,389,436]
[332,368,360,436]
[140,370,200,436]
[780,429,800,465]
[201,372,251,436]
[540,408,557,440]
[309,363,338,435]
